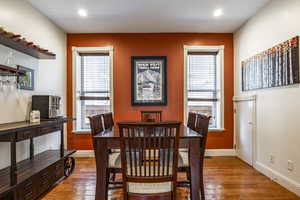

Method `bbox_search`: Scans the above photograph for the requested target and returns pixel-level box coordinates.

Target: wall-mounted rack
[0,29,56,60]
[0,64,25,76]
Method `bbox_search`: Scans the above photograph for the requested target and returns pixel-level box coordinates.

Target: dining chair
[102,112,122,182]
[180,112,197,155]
[178,113,211,200]
[88,114,122,198]
[118,121,181,200]
[141,110,162,122]
[103,112,114,130]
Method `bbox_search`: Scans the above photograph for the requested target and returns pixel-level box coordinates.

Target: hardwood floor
[40,157,299,200]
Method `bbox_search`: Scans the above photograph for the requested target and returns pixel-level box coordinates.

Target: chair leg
[172,184,177,200]
[187,169,191,181]
[106,170,110,200]
[123,187,128,200]
[111,171,116,182]
[200,171,205,200]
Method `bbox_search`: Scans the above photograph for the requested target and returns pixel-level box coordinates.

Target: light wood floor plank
[40,157,300,200]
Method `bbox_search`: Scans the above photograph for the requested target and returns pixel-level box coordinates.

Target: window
[73,48,113,132]
[185,46,224,130]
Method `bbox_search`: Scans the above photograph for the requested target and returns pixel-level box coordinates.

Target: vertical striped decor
[242,36,299,91]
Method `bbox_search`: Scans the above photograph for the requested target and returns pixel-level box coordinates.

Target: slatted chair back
[118,122,181,199]
[88,114,104,148]
[187,112,197,131]
[103,112,114,130]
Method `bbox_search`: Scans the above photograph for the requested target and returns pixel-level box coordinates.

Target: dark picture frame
[17,65,34,90]
[131,56,167,106]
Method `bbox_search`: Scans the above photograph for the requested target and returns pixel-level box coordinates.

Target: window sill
[208,128,225,132]
[72,130,91,134]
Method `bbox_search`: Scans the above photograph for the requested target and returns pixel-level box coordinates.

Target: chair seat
[178,151,189,167]
[128,182,171,194]
[109,152,121,168]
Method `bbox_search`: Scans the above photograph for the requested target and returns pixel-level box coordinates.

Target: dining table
[93,121,204,200]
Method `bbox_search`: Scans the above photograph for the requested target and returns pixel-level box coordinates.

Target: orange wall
[67,33,234,150]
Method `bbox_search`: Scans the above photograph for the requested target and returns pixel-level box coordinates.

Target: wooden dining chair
[88,114,122,198]
[141,111,162,122]
[178,113,211,200]
[187,112,197,131]
[179,112,198,155]
[118,121,181,200]
[103,112,114,130]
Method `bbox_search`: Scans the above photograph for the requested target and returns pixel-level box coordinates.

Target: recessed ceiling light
[213,8,223,17]
[78,9,88,17]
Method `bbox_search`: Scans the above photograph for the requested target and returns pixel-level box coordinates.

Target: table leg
[60,125,64,157]
[95,139,108,200]
[30,137,34,159]
[189,138,202,200]
[10,140,17,186]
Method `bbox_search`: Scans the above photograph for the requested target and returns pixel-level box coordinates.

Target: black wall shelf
[0,64,25,76]
[0,31,56,60]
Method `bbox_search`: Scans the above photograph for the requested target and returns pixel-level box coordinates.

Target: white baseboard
[73,150,94,157]
[205,149,236,156]
[254,161,300,197]
[73,149,236,158]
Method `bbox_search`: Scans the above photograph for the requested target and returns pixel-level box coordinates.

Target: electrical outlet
[269,155,275,164]
[288,160,294,172]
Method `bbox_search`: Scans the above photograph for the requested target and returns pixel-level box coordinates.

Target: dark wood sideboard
[0,118,76,200]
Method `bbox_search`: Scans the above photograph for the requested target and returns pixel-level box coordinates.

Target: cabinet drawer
[16,160,66,200]
[0,191,14,200]
[36,167,55,196]
[38,125,61,136]
[53,160,64,182]
[39,170,51,190]
[16,129,35,141]
[17,179,36,200]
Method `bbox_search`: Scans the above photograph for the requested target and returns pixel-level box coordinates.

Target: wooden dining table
[93,122,204,200]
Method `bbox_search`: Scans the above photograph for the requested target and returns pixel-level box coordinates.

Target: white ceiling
[27,0,270,33]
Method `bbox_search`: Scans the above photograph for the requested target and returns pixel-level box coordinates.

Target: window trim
[72,46,114,133]
[183,45,225,130]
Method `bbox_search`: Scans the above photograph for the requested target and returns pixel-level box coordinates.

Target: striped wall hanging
[242,36,299,91]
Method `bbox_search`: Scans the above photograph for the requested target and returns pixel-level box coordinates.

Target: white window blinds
[76,53,111,131]
[187,52,219,128]
[188,53,217,101]
[80,53,110,100]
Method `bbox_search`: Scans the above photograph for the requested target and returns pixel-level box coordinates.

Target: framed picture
[131,56,167,106]
[17,65,34,90]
